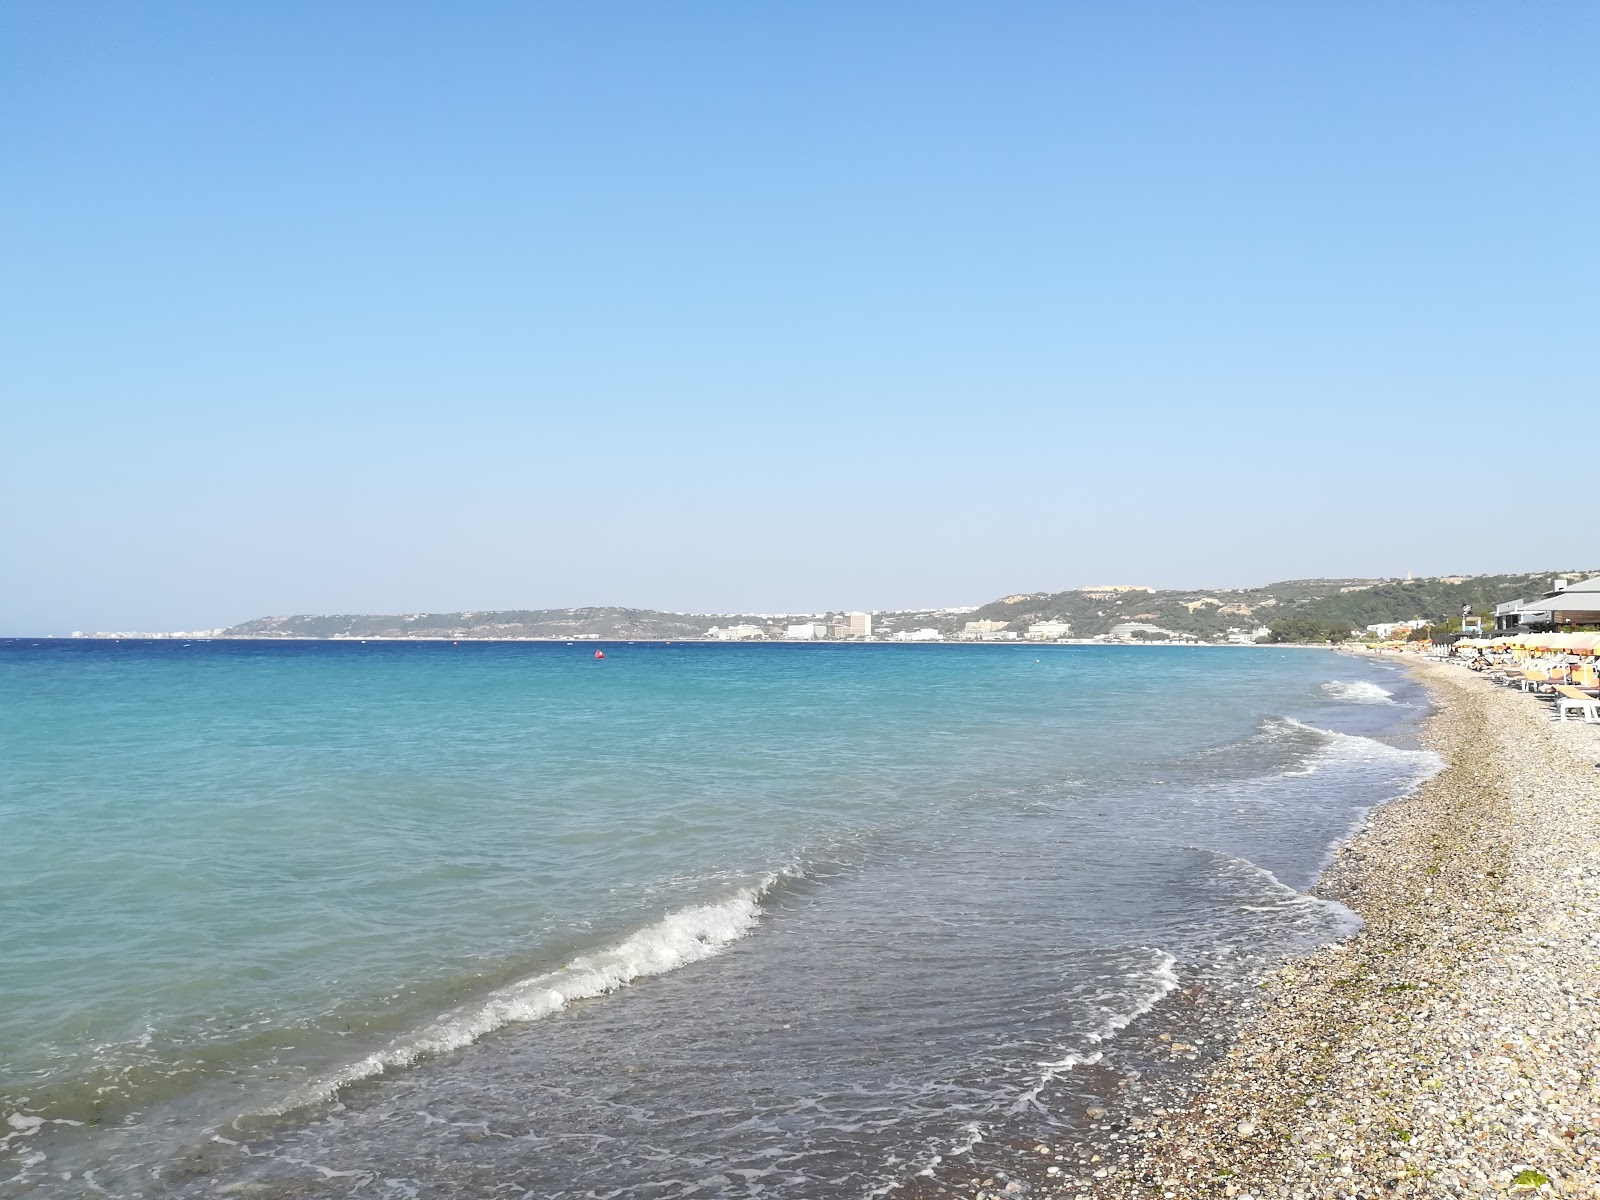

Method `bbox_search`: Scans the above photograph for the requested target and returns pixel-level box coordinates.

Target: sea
[0,640,1438,1198]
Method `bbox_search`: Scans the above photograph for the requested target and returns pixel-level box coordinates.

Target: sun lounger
[1553,685,1600,723]
[1518,669,1556,693]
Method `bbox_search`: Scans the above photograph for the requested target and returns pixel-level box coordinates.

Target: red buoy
[594,650,605,659]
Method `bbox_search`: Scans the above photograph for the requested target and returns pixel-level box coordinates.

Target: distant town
[67,569,1600,646]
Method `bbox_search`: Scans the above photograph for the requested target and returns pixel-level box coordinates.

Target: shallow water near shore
[0,641,1436,1197]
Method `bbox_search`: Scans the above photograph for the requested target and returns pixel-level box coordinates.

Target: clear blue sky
[3,3,1595,632]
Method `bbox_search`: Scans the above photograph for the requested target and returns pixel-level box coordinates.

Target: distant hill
[222,570,1597,642]
[225,608,736,640]
[954,569,1597,640]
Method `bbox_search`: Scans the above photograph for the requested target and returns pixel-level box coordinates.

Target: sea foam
[1009,948,1181,1115]
[1320,679,1397,704]
[1276,716,1442,781]
[258,878,777,1116]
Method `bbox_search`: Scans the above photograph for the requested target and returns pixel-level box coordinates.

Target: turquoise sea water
[0,641,1434,1197]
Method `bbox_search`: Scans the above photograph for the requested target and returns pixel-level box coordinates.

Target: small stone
[1085,1106,1106,1119]
[1237,1120,1256,1137]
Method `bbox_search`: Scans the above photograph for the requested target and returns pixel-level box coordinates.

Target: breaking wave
[1009,948,1180,1114]
[1320,679,1397,704]
[1275,716,1442,780]
[257,877,779,1117]
[1193,847,1365,941]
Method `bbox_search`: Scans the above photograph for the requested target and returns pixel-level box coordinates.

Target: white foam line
[1197,848,1366,937]
[1009,949,1181,1115]
[1275,716,1443,780]
[1320,679,1397,705]
[255,878,776,1117]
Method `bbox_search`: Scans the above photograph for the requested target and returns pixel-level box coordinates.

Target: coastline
[16,646,1596,1197]
[30,636,1296,646]
[988,656,1600,1199]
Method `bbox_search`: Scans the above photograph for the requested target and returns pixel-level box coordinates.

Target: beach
[984,657,1600,1199]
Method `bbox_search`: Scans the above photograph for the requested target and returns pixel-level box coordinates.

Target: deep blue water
[0,640,1434,1197]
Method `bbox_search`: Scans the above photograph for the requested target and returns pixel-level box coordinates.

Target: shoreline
[974,656,1600,1199]
[19,650,1591,1197]
[11,636,1316,647]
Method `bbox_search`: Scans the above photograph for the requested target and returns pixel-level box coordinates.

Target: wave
[255,877,779,1117]
[1274,716,1442,781]
[1192,847,1365,940]
[1320,679,1396,704]
[1008,947,1180,1115]
[1183,714,1438,796]
[888,947,1179,1192]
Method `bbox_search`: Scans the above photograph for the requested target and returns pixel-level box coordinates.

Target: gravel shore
[1034,657,1600,1199]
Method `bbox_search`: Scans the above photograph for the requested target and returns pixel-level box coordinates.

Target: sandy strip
[1040,657,1600,1200]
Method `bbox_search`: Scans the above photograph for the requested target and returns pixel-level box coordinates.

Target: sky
[3,3,1596,633]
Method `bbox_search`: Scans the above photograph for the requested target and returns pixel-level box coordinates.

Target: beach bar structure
[1493,575,1600,634]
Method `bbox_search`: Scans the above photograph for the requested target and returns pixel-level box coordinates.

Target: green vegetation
[1262,617,1329,644]
[1512,1169,1551,1187]
[1262,617,1354,644]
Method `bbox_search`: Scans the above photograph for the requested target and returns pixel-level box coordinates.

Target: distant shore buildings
[62,573,1595,647]
[959,619,1018,641]
[705,623,766,641]
[1025,620,1072,641]
[714,611,878,641]
[1106,621,1192,642]
[70,629,228,639]
[1364,620,1428,639]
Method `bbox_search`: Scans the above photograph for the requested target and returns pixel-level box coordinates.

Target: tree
[1266,617,1328,643]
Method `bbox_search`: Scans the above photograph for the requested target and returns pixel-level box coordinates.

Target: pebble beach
[1006,657,1600,1199]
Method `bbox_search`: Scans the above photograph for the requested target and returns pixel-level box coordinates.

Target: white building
[1025,620,1072,641]
[785,623,825,640]
[1225,626,1273,644]
[845,611,873,639]
[893,628,944,642]
[960,619,1020,640]
[706,624,766,641]
[1107,622,1180,641]
[1364,621,1425,639]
